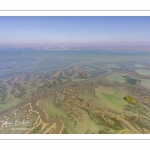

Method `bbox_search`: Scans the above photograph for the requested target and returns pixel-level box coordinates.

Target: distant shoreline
[0,46,150,52]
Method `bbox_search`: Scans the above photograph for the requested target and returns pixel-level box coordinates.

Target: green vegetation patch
[40,100,66,118]
[107,73,126,83]
[95,86,128,110]
[122,76,127,78]
[124,96,136,103]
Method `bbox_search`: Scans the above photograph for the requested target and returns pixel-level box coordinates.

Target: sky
[0,16,150,48]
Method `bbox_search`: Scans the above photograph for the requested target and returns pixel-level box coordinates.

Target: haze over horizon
[1,16,150,49]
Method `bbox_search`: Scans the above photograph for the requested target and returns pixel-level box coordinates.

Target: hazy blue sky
[0,16,150,48]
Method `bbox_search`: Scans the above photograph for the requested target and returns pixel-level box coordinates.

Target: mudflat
[0,50,150,134]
